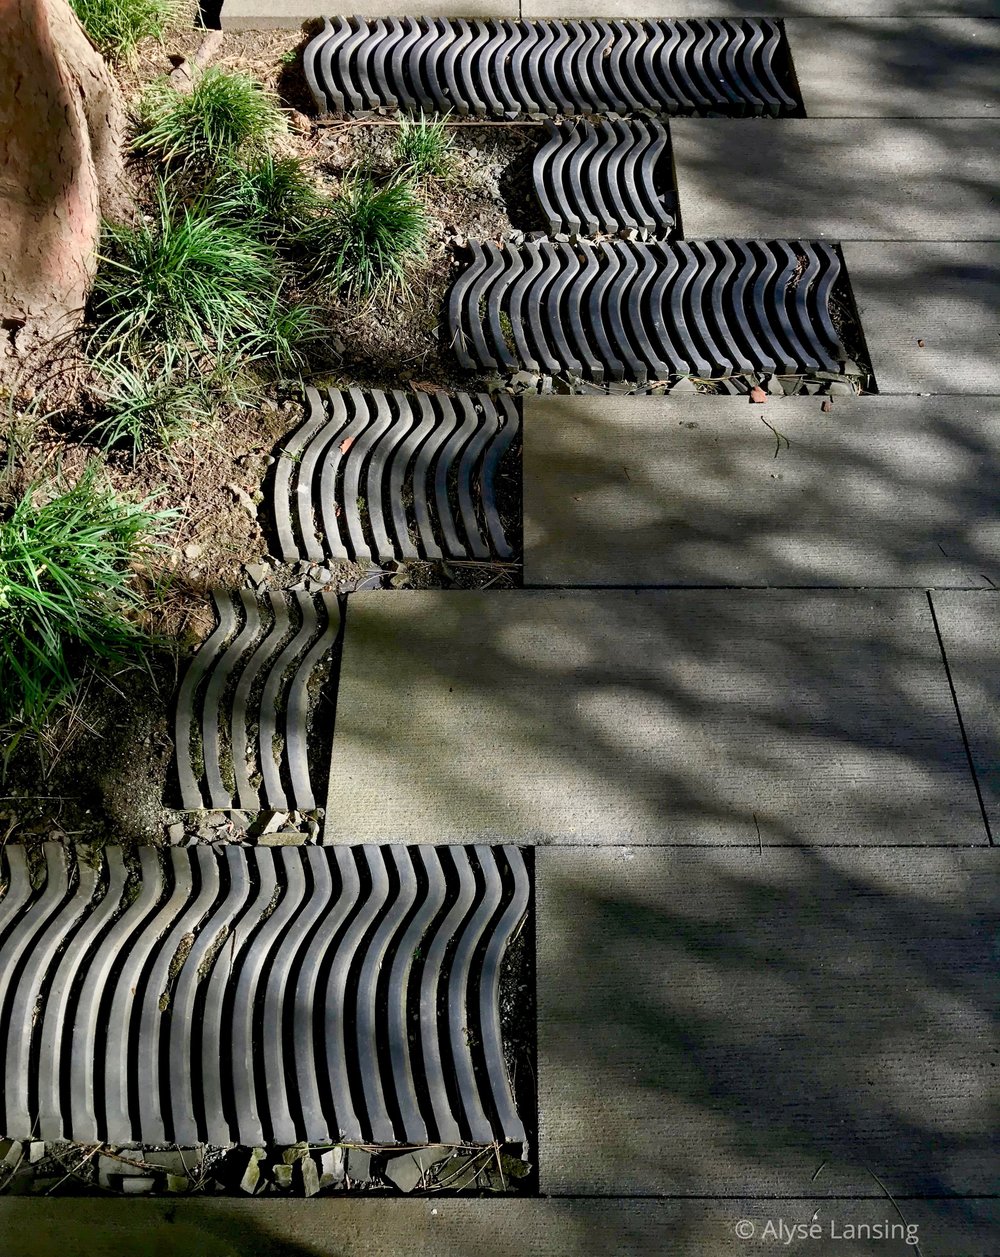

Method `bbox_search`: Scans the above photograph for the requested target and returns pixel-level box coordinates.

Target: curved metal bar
[445,848,499,1142]
[356,847,417,1143]
[478,847,530,1142]
[175,590,233,810]
[104,851,191,1141]
[285,593,339,810]
[480,394,520,561]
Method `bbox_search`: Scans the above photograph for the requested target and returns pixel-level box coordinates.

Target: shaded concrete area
[672,120,1000,241]
[536,848,1000,1197]
[522,394,1000,588]
[523,0,998,16]
[786,18,1000,117]
[931,590,1000,836]
[221,0,516,27]
[2,1196,999,1256]
[843,242,1000,394]
[326,591,985,846]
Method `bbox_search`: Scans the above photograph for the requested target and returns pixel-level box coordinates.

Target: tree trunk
[0,0,128,364]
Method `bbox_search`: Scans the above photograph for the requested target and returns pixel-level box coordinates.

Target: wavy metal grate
[273,387,519,564]
[175,590,340,812]
[534,119,674,239]
[304,16,799,118]
[447,239,846,383]
[0,842,529,1146]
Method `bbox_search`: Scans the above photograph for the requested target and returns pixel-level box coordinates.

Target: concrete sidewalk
[4,8,998,1256]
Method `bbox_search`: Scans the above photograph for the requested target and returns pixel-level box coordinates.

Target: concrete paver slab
[523,394,1000,588]
[328,590,984,845]
[3,1196,999,1257]
[537,847,1000,1197]
[671,120,1000,240]
[221,0,517,27]
[843,242,1000,394]
[786,19,1000,117]
[931,590,1000,837]
[524,0,996,15]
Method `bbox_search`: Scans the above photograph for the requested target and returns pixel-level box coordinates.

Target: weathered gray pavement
[4,8,998,1256]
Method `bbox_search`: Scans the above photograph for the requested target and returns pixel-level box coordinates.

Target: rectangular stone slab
[523,0,995,15]
[930,590,1000,836]
[327,591,984,845]
[222,0,518,26]
[522,394,1000,588]
[3,1197,999,1257]
[671,120,1000,240]
[537,847,1000,1197]
[786,19,1000,116]
[843,242,1000,394]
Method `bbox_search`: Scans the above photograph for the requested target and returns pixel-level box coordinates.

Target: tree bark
[0,0,128,363]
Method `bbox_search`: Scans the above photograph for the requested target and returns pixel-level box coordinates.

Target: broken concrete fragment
[346,1147,371,1184]
[121,1176,157,1194]
[239,1148,266,1194]
[273,1163,293,1189]
[301,1155,320,1197]
[319,1147,344,1187]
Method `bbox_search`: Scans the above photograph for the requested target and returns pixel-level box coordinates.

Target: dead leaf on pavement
[749,386,767,404]
[821,399,833,413]
[339,436,354,454]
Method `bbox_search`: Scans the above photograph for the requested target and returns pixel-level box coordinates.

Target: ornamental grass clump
[296,174,426,299]
[135,68,286,166]
[0,465,170,730]
[207,152,324,243]
[394,113,455,179]
[88,350,207,455]
[91,181,320,369]
[69,0,179,61]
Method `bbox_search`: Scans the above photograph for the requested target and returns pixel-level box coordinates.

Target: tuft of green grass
[208,153,324,242]
[88,350,207,456]
[394,113,455,179]
[296,175,426,299]
[0,464,170,731]
[91,181,320,369]
[135,69,286,166]
[69,0,179,60]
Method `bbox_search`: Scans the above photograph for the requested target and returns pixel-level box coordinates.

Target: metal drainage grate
[175,590,339,812]
[447,239,846,383]
[273,386,520,564]
[534,119,675,239]
[304,17,799,118]
[0,842,529,1146]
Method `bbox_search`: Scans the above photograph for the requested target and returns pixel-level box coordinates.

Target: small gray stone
[310,567,333,585]
[383,1153,423,1193]
[301,1155,320,1197]
[828,381,855,396]
[346,1148,371,1184]
[319,1147,344,1187]
[168,822,186,845]
[669,376,698,395]
[141,1149,200,1176]
[510,370,539,392]
[2,1140,22,1168]
[273,1163,293,1188]
[240,1148,265,1195]
[245,563,267,585]
[259,832,306,846]
[121,1177,157,1195]
[28,1142,44,1164]
[165,1174,190,1193]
